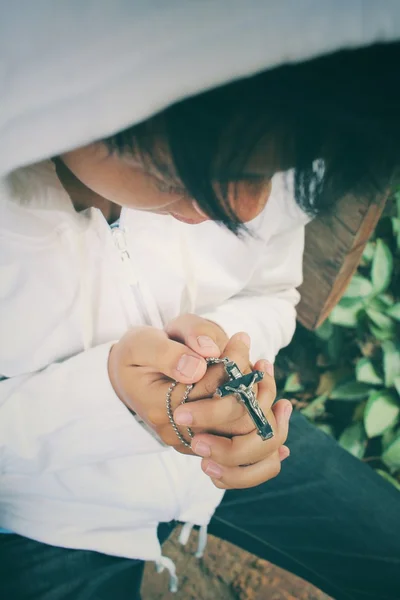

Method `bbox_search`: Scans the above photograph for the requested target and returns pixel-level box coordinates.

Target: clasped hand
[108,314,292,489]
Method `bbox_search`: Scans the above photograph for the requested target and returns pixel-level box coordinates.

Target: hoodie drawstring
[155,555,179,593]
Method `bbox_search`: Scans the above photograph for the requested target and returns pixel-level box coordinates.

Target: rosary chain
[166,381,194,448]
[166,357,233,448]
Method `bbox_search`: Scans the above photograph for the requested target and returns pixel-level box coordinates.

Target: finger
[117,326,207,384]
[191,427,278,466]
[271,398,293,447]
[201,452,282,490]
[223,331,252,363]
[165,314,228,358]
[278,445,291,461]
[190,397,291,466]
[183,331,253,403]
[173,354,277,433]
[253,358,277,407]
[172,394,247,430]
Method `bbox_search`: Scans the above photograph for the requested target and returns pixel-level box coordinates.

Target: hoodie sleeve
[200,174,309,363]
[0,343,164,479]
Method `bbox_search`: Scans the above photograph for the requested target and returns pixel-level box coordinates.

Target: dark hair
[105,42,400,233]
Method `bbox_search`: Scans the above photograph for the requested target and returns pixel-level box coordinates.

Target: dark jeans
[1,412,399,600]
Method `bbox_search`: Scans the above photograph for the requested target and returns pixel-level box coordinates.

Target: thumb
[165,313,228,358]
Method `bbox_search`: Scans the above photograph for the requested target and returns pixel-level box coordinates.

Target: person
[1,42,400,600]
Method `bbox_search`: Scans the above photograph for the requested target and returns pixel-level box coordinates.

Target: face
[60,141,272,225]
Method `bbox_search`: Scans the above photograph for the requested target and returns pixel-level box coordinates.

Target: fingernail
[237,332,251,348]
[197,336,219,352]
[205,461,222,479]
[177,354,203,379]
[192,441,211,458]
[263,360,274,377]
[284,402,293,420]
[174,409,193,426]
[279,446,290,461]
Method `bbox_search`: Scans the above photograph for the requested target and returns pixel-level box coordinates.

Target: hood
[1,0,400,176]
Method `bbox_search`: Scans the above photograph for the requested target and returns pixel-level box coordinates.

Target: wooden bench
[297,192,389,330]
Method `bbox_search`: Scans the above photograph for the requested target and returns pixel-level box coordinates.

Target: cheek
[232,180,272,222]
[62,150,180,211]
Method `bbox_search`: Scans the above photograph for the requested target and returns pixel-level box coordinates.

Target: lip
[169,212,207,225]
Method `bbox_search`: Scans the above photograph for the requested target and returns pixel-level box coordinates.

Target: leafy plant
[277,190,400,489]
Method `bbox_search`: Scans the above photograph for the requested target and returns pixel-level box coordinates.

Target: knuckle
[279,428,289,446]
[203,403,220,429]
[230,439,245,465]
[157,336,174,360]
[204,378,218,397]
[220,444,237,467]
[231,415,254,436]
[166,314,192,336]
[164,316,179,332]
[269,376,277,393]
[212,479,228,490]
[127,326,151,349]
[201,399,223,426]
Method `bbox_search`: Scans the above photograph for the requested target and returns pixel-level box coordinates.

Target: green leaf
[343,275,373,299]
[315,423,335,437]
[395,190,400,218]
[392,216,400,243]
[326,328,344,362]
[369,322,394,341]
[382,341,400,388]
[371,239,393,295]
[394,376,400,397]
[331,381,372,401]
[375,469,400,491]
[382,436,400,471]
[364,391,400,438]
[392,216,400,233]
[367,297,392,312]
[338,422,367,458]
[393,219,400,251]
[316,370,345,396]
[355,358,383,385]
[300,394,328,419]
[387,303,400,322]
[353,400,367,422]
[340,297,366,309]
[366,308,395,333]
[315,320,334,341]
[284,373,303,393]
[378,294,394,307]
[382,427,397,450]
[362,241,375,264]
[329,303,362,328]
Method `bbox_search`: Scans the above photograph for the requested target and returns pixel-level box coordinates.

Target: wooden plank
[297,192,388,330]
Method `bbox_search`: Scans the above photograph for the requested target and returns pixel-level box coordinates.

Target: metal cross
[215,362,273,441]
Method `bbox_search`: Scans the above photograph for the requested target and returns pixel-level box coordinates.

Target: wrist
[107,342,128,408]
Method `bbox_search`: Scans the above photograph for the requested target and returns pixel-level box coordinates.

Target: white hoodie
[0,160,307,566]
[1,0,399,585]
